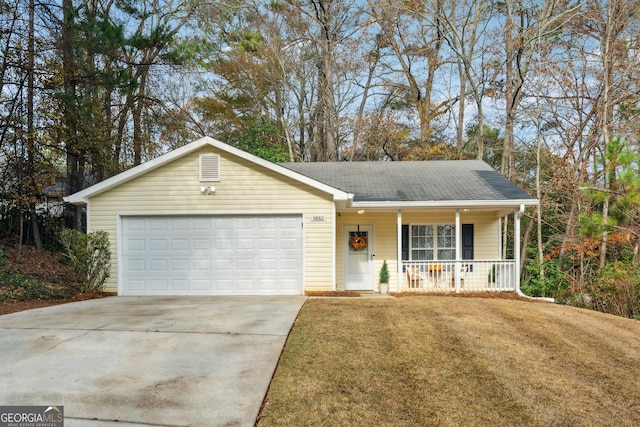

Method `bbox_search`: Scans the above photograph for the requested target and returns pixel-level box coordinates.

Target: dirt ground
[0,238,100,315]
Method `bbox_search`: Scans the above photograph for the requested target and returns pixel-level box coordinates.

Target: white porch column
[514,204,525,295]
[455,209,461,293]
[397,209,403,292]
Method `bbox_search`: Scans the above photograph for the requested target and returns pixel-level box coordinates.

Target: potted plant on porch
[379,260,390,294]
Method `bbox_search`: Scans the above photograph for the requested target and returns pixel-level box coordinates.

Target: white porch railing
[401,260,517,292]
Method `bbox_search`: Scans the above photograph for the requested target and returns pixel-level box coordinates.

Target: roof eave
[349,199,539,209]
[64,136,350,205]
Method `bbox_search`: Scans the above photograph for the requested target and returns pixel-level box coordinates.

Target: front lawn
[258,296,640,427]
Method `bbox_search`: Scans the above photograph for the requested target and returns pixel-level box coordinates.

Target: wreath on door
[350,234,367,251]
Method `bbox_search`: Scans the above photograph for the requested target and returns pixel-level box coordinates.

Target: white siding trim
[117,214,123,296]
[397,210,402,292]
[86,200,91,233]
[332,203,337,291]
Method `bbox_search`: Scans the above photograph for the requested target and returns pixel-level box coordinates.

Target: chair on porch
[429,264,443,287]
[406,267,423,288]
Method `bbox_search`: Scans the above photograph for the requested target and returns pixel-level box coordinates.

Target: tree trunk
[313,0,337,161]
[133,71,148,166]
[599,0,616,269]
[456,62,466,158]
[62,0,83,230]
[521,213,534,272]
[27,0,42,249]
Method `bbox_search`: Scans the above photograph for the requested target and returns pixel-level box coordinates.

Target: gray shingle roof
[280,160,535,203]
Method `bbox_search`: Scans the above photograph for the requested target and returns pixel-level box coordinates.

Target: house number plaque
[311,215,326,222]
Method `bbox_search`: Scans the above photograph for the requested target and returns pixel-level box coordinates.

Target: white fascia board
[64,137,214,205]
[349,199,539,209]
[64,136,350,205]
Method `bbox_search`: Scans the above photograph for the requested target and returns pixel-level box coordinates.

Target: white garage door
[121,215,303,295]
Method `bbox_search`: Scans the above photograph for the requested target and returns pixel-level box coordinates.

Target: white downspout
[397,209,403,292]
[514,205,524,296]
[514,204,554,302]
[455,209,461,293]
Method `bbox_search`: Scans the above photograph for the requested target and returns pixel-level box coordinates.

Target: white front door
[343,225,374,291]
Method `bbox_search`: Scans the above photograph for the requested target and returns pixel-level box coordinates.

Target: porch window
[409,224,455,261]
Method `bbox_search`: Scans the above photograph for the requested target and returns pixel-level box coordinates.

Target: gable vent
[199,154,220,181]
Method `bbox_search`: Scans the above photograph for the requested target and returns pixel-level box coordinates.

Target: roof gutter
[349,199,538,209]
[63,196,88,206]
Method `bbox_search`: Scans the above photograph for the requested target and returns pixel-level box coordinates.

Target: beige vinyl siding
[89,147,335,293]
[465,211,501,260]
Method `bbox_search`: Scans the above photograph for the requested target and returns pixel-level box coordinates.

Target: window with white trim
[409,224,456,261]
[199,154,220,181]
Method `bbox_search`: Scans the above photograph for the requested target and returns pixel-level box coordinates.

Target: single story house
[65,136,538,296]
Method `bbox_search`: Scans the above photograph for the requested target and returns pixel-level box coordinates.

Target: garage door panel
[121,215,302,295]
[126,218,146,231]
[168,218,187,230]
[236,218,255,229]
[149,240,167,252]
[259,279,277,291]
[192,259,210,271]
[236,238,254,250]
[281,238,299,250]
[171,259,189,271]
[127,279,145,291]
[127,239,146,251]
[150,279,168,291]
[279,279,299,295]
[193,279,212,291]
[192,218,210,230]
[215,238,232,249]
[192,239,211,250]
[127,259,145,271]
[258,238,277,250]
[149,259,168,272]
[149,218,168,230]
[214,279,233,291]
[238,279,256,291]
[172,279,188,290]
[171,239,188,251]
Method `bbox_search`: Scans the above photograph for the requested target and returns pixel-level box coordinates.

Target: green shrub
[59,229,111,293]
[588,262,640,319]
[379,260,390,283]
[0,269,74,302]
[521,259,570,299]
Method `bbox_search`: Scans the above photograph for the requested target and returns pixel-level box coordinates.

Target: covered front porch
[394,206,526,293]
[336,205,530,295]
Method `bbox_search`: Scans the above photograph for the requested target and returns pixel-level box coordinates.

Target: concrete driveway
[0,296,306,427]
